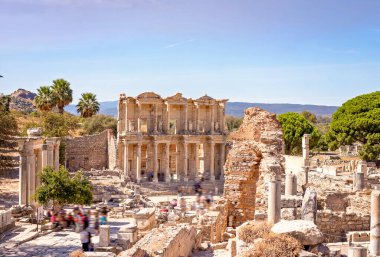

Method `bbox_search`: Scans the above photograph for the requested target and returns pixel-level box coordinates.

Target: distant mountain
[67,101,338,117]
[8,89,37,113]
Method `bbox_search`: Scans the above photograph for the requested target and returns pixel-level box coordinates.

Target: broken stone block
[302,188,317,223]
[99,225,110,247]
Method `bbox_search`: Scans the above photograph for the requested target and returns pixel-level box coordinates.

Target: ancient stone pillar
[184,104,188,132]
[268,180,281,224]
[153,104,157,133]
[183,142,188,182]
[137,103,141,133]
[211,105,215,134]
[353,172,365,191]
[195,143,200,179]
[166,103,171,133]
[304,166,309,185]
[41,144,48,169]
[153,142,158,182]
[220,143,226,179]
[28,152,36,205]
[125,100,128,132]
[210,141,215,181]
[19,153,27,205]
[348,246,367,257]
[47,145,54,167]
[123,141,129,177]
[136,143,141,182]
[370,190,380,256]
[165,143,170,182]
[285,173,297,196]
[302,134,310,166]
[195,104,199,132]
[99,225,110,247]
[54,145,59,171]
[220,103,225,133]
[302,188,317,223]
[357,161,368,177]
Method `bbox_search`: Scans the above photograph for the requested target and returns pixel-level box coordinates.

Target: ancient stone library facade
[117,92,228,182]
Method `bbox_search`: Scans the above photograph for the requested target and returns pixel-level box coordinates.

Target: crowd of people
[46,206,109,252]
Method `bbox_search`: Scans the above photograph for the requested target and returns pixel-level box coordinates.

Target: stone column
[123,141,129,177]
[153,104,158,133]
[47,145,54,167]
[41,144,48,169]
[304,166,309,185]
[210,105,215,134]
[195,143,200,179]
[220,103,225,133]
[184,104,188,132]
[28,152,36,205]
[357,161,368,177]
[19,153,27,205]
[348,246,367,257]
[183,142,188,182]
[136,143,141,182]
[302,134,310,185]
[166,103,171,133]
[153,142,158,182]
[175,144,180,181]
[164,143,170,182]
[353,172,365,191]
[195,104,199,132]
[370,190,380,256]
[220,143,226,179]
[285,173,297,196]
[99,225,110,247]
[210,141,215,181]
[54,145,59,171]
[137,103,141,133]
[268,180,281,224]
[124,100,128,132]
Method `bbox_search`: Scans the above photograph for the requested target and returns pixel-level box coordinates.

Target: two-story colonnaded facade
[117,92,228,183]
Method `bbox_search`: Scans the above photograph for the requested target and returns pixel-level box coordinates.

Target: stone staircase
[140,180,225,195]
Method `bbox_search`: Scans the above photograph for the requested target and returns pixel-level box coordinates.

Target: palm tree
[76,92,100,118]
[51,79,73,114]
[34,86,56,112]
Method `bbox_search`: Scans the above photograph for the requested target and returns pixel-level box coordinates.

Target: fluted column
[136,143,141,182]
[183,142,188,182]
[195,143,199,179]
[165,143,170,182]
[184,104,188,132]
[220,143,226,180]
[137,103,141,133]
[195,104,199,132]
[153,104,158,133]
[54,145,59,170]
[153,142,158,182]
[124,100,128,132]
[220,103,225,133]
[28,152,36,205]
[210,141,215,181]
[123,141,129,177]
[210,105,215,134]
[41,144,48,169]
[19,152,27,205]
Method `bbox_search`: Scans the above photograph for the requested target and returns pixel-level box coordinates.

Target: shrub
[81,114,117,135]
[249,233,303,257]
[238,222,272,244]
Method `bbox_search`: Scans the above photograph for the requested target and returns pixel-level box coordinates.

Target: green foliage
[327,91,380,161]
[76,92,100,118]
[301,111,317,123]
[81,114,117,135]
[0,95,11,112]
[34,86,56,112]
[278,112,320,155]
[42,113,80,137]
[0,111,18,169]
[226,115,243,132]
[51,79,73,114]
[35,166,93,211]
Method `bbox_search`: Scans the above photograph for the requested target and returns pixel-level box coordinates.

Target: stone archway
[223,107,284,227]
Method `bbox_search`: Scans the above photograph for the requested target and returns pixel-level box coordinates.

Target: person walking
[80,225,91,251]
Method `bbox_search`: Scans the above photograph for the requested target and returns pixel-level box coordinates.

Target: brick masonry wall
[65,130,116,171]
[316,210,370,243]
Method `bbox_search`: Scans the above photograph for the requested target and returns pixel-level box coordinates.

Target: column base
[210,175,215,181]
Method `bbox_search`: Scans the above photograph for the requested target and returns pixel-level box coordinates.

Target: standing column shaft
[183,143,188,182]
[370,190,380,256]
[353,172,365,191]
[54,145,60,170]
[195,143,199,179]
[220,103,225,133]
[41,145,48,169]
[220,143,226,179]
[136,144,141,182]
[210,142,215,181]
[137,103,141,133]
[285,173,297,196]
[210,105,215,134]
[153,104,157,133]
[195,105,199,132]
[28,153,36,205]
[125,100,128,132]
[165,143,170,182]
[184,104,188,132]
[123,142,128,177]
[268,180,281,224]
[19,154,27,205]
[153,143,158,182]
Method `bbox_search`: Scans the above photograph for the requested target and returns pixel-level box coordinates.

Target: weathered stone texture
[223,107,284,226]
[65,129,115,171]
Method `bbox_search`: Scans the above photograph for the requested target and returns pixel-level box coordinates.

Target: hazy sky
[1,0,380,105]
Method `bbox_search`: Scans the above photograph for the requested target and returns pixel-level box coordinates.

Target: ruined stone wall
[65,130,116,171]
[316,210,370,243]
[223,107,284,226]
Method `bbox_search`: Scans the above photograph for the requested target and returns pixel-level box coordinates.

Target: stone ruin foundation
[223,107,284,226]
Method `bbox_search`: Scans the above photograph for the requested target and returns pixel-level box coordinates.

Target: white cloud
[165,39,195,49]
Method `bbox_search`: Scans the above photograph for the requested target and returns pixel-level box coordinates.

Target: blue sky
[1,0,380,105]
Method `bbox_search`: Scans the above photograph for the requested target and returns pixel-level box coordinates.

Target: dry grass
[69,250,85,257]
[242,233,303,257]
[238,222,272,244]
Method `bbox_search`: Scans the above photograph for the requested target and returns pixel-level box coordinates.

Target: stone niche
[223,107,284,227]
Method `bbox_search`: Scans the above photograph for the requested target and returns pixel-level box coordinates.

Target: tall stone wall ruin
[223,107,284,226]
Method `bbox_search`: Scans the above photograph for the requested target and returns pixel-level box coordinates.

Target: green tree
[34,86,56,112]
[42,113,79,137]
[51,79,73,114]
[0,95,11,112]
[301,111,317,124]
[76,92,100,118]
[81,114,117,135]
[225,115,243,132]
[278,112,321,155]
[35,166,93,211]
[327,91,380,161]
[0,109,18,170]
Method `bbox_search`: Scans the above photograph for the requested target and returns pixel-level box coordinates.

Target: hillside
[67,101,338,117]
[2,88,338,117]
